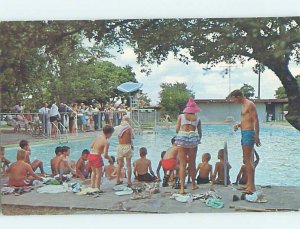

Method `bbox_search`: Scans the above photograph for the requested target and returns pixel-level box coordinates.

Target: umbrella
[117,82,143,93]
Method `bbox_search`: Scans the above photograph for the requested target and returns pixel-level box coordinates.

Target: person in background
[39,102,50,136]
[0,147,11,173]
[49,101,61,137]
[69,103,78,134]
[14,101,24,114]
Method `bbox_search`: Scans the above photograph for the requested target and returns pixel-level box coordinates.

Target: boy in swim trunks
[196,153,213,184]
[134,147,157,182]
[212,149,231,185]
[115,116,134,186]
[161,137,179,187]
[6,149,43,187]
[235,149,260,185]
[56,146,76,178]
[89,125,114,190]
[19,140,45,175]
[0,147,11,173]
[50,146,62,176]
[76,149,91,180]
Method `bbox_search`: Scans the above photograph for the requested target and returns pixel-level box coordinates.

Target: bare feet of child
[192,185,199,190]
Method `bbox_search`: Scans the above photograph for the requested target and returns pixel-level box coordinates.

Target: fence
[0,111,128,137]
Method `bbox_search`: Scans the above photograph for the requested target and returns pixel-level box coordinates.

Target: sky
[107,47,300,105]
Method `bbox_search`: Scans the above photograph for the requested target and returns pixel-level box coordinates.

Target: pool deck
[1,175,299,215]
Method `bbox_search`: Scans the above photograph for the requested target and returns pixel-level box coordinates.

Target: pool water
[4,124,300,186]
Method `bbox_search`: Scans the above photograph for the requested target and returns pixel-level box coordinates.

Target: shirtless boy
[156,151,166,181]
[161,137,179,187]
[134,147,157,182]
[115,116,134,186]
[50,146,62,176]
[236,149,260,185]
[19,140,45,175]
[196,153,213,184]
[56,146,76,178]
[104,155,116,179]
[6,149,42,187]
[88,125,114,190]
[76,149,91,180]
[230,89,261,193]
[212,149,232,185]
[0,147,11,173]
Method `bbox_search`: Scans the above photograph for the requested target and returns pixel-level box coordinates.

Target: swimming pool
[4,124,300,186]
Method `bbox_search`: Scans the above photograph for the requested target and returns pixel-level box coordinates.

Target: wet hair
[111,155,115,163]
[103,125,115,135]
[139,147,147,156]
[61,146,70,153]
[161,151,166,159]
[55,146,62,155]
[19,140,29,149]
[203,153,211,162]
[82,149,90,156]
[171,137,176,145]
[218,149,225,159]
[229,89,243,98]
[17,149,26,160]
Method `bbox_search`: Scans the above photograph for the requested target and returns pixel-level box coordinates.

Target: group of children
[1,126,259,190]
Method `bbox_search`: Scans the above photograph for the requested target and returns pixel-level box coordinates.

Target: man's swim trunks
[161,158,177,171]
[241,130,255,147]
[117,144,132,160]
[9,178,30,187]
[88,154,103,168]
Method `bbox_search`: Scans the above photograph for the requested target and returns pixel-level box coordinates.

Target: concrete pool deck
[1,176,299,215]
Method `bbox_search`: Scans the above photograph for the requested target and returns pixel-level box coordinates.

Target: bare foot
[180,188,186,194]
[192,185,199,190]
[115,181,123,185]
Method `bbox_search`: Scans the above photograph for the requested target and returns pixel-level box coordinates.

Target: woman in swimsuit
[175,98,202,194]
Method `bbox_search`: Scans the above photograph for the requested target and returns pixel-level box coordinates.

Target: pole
[258,66,261,99]
[228,66,231,94]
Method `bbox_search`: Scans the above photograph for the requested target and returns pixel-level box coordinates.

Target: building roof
[194,98,288,104]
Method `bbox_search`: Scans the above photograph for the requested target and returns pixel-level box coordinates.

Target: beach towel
[113,184,127,191]
[115,187,133,196]
[170,193,193,203]
[1,187,15,195]
[75,187,103,196]
[114,120,132,137]
[37,185,68,194]
[205,198,224,208]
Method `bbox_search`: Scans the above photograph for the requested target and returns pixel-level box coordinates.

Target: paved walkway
[1,175,299,214]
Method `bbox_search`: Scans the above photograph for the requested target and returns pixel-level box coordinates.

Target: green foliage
[138,92,151,107]
[159,82,194,117]
[240,83,255,99]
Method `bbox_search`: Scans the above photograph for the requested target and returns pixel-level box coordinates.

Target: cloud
[108,47,288,105]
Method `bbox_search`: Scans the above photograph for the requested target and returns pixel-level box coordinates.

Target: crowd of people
[1,89,261,195]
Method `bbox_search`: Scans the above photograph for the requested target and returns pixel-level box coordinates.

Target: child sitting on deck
[134,147,157,182]
[161,137,179,187]
[235,149,260,185]
[6,149,42,187]
[76,149,91,180]
[56,146,76,179]
[0,147,11,173]
[212,149,231,185]
[103,155,116,179]
[196,153,213,184]
[19,140,45,175]
[50,146,62,176]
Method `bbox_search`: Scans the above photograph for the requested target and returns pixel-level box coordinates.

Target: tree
[252,62,265,99]
[275,75,300,99]
[159,82,194,117]
[88,18,300,130]
[240,84,255,99]
[137,92,151,107]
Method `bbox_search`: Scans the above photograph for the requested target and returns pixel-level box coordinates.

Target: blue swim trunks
[241,130,255,146]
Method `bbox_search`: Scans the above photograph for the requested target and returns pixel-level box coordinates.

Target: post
[258,66,261,99]
[223,141,228,186]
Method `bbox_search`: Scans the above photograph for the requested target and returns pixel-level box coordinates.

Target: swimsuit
[137,173,156,182]
[196,175,210,184]
[175,114,200,148]
[8,178,30,187]
[117,144,133,160]
[241,130,255,147]
[88,153,104,168]
[161,158,177,171]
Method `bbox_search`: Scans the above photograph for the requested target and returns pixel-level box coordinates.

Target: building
[194,98,288,123]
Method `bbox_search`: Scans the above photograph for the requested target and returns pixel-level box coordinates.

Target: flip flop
[115,181,124,185]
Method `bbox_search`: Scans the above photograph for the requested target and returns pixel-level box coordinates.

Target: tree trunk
[271,62,300,131]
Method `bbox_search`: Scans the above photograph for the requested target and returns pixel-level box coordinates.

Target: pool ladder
[50,122,69,144]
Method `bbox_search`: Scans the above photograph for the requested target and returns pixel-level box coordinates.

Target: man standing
[229,89,261,193]
[38,102,50,136]
[115,116,134,186]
